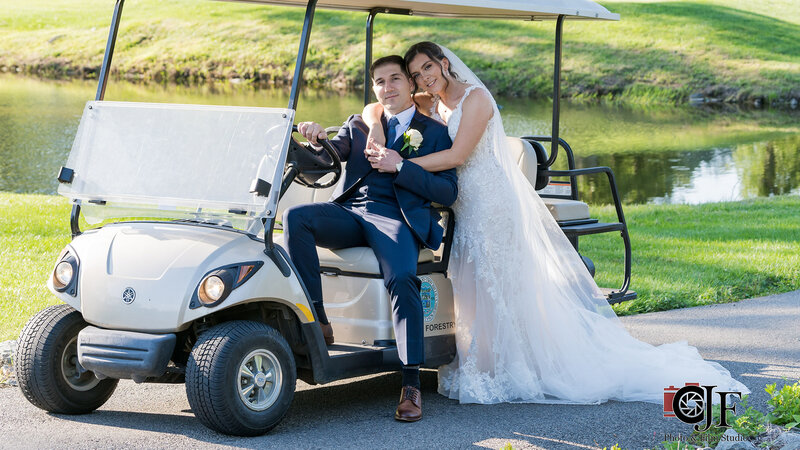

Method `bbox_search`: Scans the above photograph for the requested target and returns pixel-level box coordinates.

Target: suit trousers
[283,202,424,365]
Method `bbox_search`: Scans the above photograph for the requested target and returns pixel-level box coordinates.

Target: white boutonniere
[401,128,423,155]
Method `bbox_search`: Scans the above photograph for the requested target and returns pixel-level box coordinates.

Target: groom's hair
[369,55,410,81]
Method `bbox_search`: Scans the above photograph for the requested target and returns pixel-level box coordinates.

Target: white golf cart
[15,0,634,437]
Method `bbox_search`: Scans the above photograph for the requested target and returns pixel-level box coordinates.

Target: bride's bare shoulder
[462,87,493,117]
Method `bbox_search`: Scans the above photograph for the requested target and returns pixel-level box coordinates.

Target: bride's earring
[441,57,460,84]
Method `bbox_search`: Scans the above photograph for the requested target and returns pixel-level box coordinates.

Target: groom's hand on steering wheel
[297,121,327,146]
[366,139,403,173]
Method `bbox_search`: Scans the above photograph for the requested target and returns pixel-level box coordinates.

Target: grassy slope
[2,192,800,340]
[0,0,798,102]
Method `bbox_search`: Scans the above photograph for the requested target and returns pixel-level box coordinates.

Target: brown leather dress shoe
[320,323,334,345]
[394,386,422,422]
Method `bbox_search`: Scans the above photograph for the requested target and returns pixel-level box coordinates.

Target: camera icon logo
[664,383,703,420]
[663,383,742,432]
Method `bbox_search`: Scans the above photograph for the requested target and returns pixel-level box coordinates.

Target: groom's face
[372,63,415,115]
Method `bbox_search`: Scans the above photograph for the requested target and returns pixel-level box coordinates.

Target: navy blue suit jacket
[326,111,457,249]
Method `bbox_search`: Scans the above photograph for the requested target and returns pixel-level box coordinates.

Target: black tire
[15,304,118,414]
[185,321,296,436]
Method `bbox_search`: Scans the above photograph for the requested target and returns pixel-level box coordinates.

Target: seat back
[510,136,550,190]
[276,176,339,223]
[506,136,540,189]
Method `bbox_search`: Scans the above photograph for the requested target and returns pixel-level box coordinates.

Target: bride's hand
[366,140,402,173]
[364,138,385,158]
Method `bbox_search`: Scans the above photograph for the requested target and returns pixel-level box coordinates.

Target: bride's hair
[404,41,462,96]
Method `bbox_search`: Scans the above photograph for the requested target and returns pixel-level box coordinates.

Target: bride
[363,41,748,404]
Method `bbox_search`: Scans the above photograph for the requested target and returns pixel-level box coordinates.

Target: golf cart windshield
[58,101,294,232]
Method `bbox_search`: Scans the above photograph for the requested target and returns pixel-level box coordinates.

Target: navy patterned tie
[386,116,400,147]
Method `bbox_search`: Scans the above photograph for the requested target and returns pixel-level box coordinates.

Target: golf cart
[15,0,634,437]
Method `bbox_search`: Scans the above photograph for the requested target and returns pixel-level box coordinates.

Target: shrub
[765,380,800,430]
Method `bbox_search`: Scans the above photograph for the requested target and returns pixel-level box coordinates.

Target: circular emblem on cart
[419,276,438,323]
[122,287,136,305]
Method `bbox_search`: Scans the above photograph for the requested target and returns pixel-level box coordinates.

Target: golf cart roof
[220,0,620,21]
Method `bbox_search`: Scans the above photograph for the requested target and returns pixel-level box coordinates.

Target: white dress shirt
[385,104,416,146]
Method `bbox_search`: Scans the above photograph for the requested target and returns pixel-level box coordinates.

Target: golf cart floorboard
[309,342,402,383]
[326,342,395,357]
[314,336,455,384]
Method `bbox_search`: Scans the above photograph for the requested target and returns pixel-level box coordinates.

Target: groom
[284,55,456,422]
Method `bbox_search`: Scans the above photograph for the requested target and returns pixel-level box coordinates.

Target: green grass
[0,0,798,103]
[2,192,800,340]
[0,193,71,341]
[584,196,800,315]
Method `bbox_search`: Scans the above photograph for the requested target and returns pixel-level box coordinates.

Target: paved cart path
[1,290,798,449]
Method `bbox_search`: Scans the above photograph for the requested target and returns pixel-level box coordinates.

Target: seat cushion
[543,198,591,222]
[274,235,435,275]
[317,246,435,274]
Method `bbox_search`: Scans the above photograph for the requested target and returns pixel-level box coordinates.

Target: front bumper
[78,326,176,383]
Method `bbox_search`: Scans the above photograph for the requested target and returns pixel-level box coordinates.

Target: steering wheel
[289,125,342,189]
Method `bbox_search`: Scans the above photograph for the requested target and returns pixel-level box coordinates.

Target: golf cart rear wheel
[15,304,118,414]
[185,321,296,436]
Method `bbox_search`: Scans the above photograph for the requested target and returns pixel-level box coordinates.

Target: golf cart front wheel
[185,321,296,436]
[16,304,118,414]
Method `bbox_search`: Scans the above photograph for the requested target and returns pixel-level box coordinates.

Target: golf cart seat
[277,178,440,276]
[316,246,436,274]
[273,234,436,275]
[504,136,591,222]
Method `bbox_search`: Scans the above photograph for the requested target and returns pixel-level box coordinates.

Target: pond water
[1,75,798,205]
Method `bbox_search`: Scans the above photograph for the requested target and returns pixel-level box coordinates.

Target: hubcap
[237,349,282,411]
[61,336,101,391]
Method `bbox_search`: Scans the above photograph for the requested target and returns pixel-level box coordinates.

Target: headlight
[190,261,263,309]
[198,275,226,304]
[54,261,74,288]
[52,251,79,295]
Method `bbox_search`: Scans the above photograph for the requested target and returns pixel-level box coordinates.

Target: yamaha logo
[122,287,136,304]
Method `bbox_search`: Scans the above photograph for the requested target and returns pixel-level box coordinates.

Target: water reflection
[574,136,800,204]
[1,75,798,205]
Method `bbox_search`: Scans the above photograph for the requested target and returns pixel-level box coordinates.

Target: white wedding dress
[433,47,749,404]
